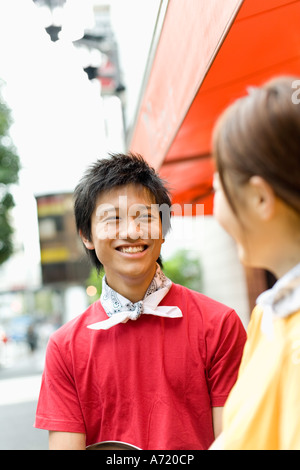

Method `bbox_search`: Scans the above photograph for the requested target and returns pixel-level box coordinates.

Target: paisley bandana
[87,264,182,330]
[101,264,171,318]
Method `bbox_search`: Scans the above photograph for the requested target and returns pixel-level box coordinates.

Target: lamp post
[32,0,126,121]
[33,0,66,42]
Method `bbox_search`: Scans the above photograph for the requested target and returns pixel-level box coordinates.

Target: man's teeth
[119,246,145,253]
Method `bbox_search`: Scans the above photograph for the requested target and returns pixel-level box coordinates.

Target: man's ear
[79,229,95,250]
[248,176,276,221]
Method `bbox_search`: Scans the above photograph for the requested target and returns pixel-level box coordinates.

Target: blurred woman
[211,76,300,450]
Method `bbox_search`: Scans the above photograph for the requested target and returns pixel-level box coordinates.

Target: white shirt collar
[257,263,300,337]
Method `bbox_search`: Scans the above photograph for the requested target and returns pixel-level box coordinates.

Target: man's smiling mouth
[117,245,148,254]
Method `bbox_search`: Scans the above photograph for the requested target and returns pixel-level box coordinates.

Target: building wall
[200,217,250,328]
[162,215,251,328]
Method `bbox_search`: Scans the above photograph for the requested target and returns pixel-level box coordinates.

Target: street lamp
[33,0,66,42]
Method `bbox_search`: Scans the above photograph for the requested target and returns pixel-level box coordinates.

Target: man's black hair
[74,152,172,272]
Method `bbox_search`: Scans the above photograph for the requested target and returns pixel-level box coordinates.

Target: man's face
[82,183,165,291]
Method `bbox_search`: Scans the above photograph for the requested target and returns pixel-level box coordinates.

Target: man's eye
[138,213,155,220]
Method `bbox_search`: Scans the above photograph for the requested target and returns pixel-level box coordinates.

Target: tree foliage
[163,249,203,292]
[0,81,20,265]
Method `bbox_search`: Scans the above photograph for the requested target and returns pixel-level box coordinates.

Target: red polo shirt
[35,283,246,449]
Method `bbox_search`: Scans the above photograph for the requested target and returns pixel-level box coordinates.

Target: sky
[0,0,165,198]
[0,0,107,197]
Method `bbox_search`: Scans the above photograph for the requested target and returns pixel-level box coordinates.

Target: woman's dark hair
[213,76,300,217]
[74,152,172,272]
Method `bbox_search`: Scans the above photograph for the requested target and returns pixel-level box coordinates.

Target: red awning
[129,0,300,214]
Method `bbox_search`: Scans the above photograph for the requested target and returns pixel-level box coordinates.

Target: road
[0,342,48,450]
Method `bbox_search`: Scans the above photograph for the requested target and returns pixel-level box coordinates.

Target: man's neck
[105,267,157,303]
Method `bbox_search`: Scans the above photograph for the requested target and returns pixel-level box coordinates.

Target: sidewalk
[0,374,42,406]
[0,396,48,450]
[0,343,48,450]
[0,341,45,380]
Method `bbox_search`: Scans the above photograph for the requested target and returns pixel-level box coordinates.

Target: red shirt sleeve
[205,309,247,407]
[34,336,85,433]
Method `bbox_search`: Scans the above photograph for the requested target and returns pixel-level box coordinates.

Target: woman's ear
[249,176,276,221]
[79,230,95,250]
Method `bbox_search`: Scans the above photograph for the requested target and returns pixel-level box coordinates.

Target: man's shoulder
[167,283,236,317]
[165,283,245,342]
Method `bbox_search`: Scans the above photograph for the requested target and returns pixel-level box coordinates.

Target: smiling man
[34,153,246,450]
[85,183,164,303]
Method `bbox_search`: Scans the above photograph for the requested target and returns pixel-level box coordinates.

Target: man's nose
[119,217,144,240]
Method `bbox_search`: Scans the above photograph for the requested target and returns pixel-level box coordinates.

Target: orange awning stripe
[130,0,300,214]
[130,0,244,168]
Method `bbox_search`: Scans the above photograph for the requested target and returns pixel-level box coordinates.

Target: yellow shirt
[220,306,300,450]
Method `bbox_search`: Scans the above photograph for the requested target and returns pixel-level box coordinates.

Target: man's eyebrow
[95,205,117,217]
[100,205,152,212]
[137,204,159,209]
[95,203,158,217]
[136,205,153,210]
[129,204,159,213]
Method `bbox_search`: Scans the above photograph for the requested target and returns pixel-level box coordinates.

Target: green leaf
[0,80,20,265]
